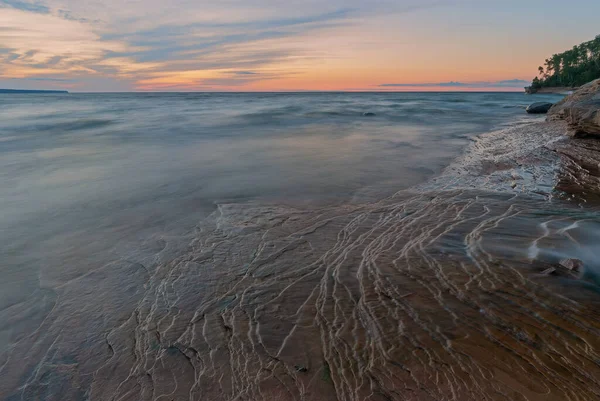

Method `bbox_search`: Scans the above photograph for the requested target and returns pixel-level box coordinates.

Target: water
[3,92,600,401]
[0,92,560,307]
[0,92,557,308]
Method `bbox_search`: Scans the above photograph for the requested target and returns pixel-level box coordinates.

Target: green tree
[531,35,600,89]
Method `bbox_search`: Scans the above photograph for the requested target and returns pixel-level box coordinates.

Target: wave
[33,118,115,132]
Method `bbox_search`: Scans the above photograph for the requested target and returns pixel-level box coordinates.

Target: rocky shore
[546,78,600,201]
[549,78,600,136]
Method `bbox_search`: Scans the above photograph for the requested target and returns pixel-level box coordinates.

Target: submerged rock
[559,258,583,273]
[526,102,553,114]
[549,78,600,136]
[294,365,308,373]
[363,112,376,117]
[540,267,556,276]
[537,259,584,279]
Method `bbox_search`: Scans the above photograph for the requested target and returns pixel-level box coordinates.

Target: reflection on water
[2,92,599,401]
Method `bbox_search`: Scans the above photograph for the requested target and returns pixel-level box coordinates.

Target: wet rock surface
[560,258,584,272]
[549,78,600,136]
[2,121,600,401]
[532,80,600,201]
[3,190,600,401]
[550,132,600,201]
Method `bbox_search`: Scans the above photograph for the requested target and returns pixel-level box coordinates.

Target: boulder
[526,102,553,114]
[548,78,600,136]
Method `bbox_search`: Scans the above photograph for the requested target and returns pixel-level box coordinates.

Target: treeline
[531,35,600,89]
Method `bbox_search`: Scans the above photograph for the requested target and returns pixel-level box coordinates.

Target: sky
[1,0,599,92]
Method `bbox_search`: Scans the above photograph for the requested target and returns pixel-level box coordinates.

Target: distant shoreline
[524,86,575,95]
[0,89,69,94]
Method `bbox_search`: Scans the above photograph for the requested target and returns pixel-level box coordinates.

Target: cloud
[1,1,361,90]
[1,0,465,91]
[99,8,354,65]
[494,79,532,86]
[56,9,100,23]
[20,77,76,82]
[379,79,532,88]
[230,71,259,76]
[0,8,127,79]
[0,0,49,13]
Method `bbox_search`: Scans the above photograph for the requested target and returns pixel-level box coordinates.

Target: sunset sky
[1,0,599,92]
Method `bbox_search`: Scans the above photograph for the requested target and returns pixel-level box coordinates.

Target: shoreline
[526,86,575,95]
[3,96,600,401]
[418,105,599,206]
[419,119,568,198]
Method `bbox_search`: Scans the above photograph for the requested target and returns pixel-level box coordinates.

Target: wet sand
[2,121,600,401]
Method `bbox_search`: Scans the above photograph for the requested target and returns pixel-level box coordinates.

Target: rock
[548,78,600,136]
[563,100,600,137]
[525,86,537,94]
[551,133,600,199]
[294,365,308,373]
[526,102,553,114]
[540,267,556,276]
[559,258,583,273]
[536,259,583,279]
[363,112,376,117]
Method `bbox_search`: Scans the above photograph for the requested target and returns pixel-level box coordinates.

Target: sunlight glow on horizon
[1,0,599,92]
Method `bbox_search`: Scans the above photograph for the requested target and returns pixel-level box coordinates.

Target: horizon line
[2,90,529,94]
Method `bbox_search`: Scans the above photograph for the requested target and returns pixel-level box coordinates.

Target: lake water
[4,92,600,401]
[1,92,562,307]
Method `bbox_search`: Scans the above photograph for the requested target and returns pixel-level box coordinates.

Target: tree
[532,35,600,89]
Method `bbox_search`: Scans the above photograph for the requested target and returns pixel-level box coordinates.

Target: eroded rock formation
[544,79,600,199]
[549,78,600,136]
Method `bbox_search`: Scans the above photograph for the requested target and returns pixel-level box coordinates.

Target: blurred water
[0,92,565,309]
[5,92,600,401]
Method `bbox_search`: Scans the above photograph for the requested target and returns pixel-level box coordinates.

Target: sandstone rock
[559,258,583,273]
[549,78,600,136]
[551,136,600,198]
[526,102,553,114]
[540,267,556,276]
[564,100,600,136]
[536,259,584,279]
